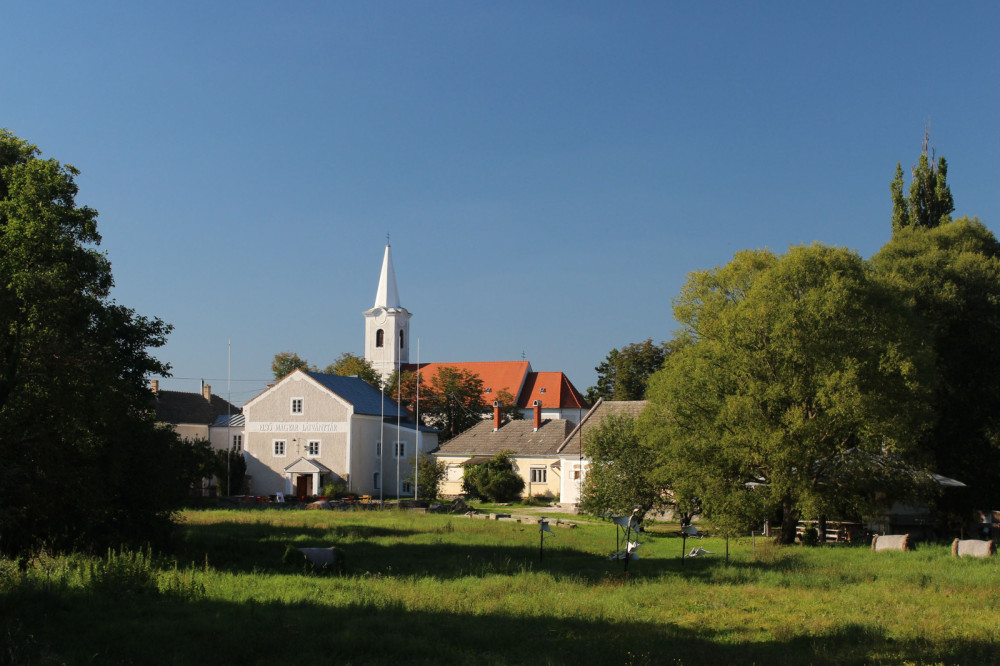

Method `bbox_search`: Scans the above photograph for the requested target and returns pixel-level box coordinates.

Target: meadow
[2,508,997,665]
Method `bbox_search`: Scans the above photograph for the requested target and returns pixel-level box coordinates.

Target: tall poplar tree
[891,131,955,232]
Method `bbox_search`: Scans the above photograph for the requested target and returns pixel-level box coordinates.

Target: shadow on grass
[4,584,996,666]
[170,519,842,587]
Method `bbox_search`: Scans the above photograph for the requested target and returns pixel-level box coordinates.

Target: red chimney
[533,400,542,431]
[493,401,502,431]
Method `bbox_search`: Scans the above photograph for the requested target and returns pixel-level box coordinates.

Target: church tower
[364,243,412,384]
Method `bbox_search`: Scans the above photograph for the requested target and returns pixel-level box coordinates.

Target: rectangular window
[375,440,381,457]
[307,440,320,457]
[373,472,381,490]
[401,481,413,494]
[530,467,547,483]
[233,434,242,451]
[291,398,303,414]
[394,441,406,458]
[273,440,286,457]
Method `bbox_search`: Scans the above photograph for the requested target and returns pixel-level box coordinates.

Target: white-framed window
[530,467,547,483]
[373,472,381,490]
[306,440,320,457]
[273,440,286,457]
[290,398,303,415]
[394,441,406,458]
[233,434,242,451]
[401,481,412,494]
[375,440,382,458]
[572,465,581,481]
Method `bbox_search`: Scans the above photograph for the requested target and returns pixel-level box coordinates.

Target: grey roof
[211,414,245,428]
[557,398,647,455]
[435,418,576,458]
[152,390,241,426]
[304,372,405,418]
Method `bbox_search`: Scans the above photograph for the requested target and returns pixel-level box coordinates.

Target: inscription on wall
[251,422,347,433]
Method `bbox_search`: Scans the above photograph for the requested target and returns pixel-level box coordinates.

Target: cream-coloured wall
[209,427,243,452]
[243,374,354,496]
[172,424,209,442]
[435,454,561,499]
[349,416,437,497]
[558,457,589,504]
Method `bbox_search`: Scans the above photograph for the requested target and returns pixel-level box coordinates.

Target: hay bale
[305,500,332,510]
[952,539,996,558]
[871,534,913,552]
[295,547,345,573]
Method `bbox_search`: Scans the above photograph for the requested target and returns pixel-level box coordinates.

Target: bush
[462,451,525,503]
[322,479,347,499]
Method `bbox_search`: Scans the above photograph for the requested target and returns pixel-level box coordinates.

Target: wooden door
[296,475,309,499]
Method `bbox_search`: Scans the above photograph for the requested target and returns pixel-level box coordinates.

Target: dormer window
[376,329,384,348]
[539,388,547,393]
[485,388,492,393]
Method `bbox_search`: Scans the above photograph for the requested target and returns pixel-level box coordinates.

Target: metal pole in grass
[539,517,552,561]
[682,531,687,564]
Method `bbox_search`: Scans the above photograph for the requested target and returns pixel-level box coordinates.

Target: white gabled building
[241,369,437,499]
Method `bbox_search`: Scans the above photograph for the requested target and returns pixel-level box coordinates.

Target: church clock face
[374,308,387,325]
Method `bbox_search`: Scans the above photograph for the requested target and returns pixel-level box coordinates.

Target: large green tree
[644,244,936,543]
[872,218,1000,516]
[580,413,660,519]
[587,339,671,403]
[891,134,954,233]
[0,129,188,555]
[387,366,488,441]
[322,352,381,388]
[271,351,314,380]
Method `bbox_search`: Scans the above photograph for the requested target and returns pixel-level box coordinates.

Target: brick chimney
[203,384,212,402]
[150,379,159,395]
[532,400,542,431]
[493,401,502,431]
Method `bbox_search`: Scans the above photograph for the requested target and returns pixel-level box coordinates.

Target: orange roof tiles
[403,361,531,403]
[518,372,589,410]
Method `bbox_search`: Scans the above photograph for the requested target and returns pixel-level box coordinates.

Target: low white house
[242,369,437,498]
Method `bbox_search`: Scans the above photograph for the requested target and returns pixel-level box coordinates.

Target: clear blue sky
[4,2,999,405]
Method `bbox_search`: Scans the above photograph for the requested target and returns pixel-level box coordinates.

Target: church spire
[373,243,402,309]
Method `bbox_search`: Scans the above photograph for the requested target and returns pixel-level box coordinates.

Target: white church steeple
[364,242,412,383]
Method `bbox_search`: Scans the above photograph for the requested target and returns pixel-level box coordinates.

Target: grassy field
[3,508,998,665]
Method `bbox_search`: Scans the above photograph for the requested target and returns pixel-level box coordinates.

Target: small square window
[291,398,303,414]
[307,441,320,457]
[401,481,413,494]
[539,387,546,393]
[274,440,286,457]
[394,441,406,458]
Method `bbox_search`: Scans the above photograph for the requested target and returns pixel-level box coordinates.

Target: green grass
[3,508,998,665]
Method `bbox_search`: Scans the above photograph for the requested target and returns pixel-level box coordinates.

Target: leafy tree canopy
[271,351,314,379]
[387,366,488,441]
[0,129,188,555]
[322,352,381,388]
[644,244,936,542]
[462,450,525,502]
[587,339,672,403]
[872,217,1000,515]
[580,413,660,519]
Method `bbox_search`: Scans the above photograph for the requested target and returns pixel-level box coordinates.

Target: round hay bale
[952,539,995,558]
[305,500,333,510]
[872,534,913,552]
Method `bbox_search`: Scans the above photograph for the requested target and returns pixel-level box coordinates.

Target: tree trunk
[817,514,827,545]
[780,500,798,544]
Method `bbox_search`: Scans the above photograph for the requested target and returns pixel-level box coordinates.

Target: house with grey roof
[433,398,647,505]
[150,379,241,444]
[241,369,437,498]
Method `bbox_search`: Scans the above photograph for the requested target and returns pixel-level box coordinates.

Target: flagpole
[396,333,401,503]
[415,339,420,502]
[226,339,231,496]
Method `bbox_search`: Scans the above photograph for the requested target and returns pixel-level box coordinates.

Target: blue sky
[4,2,999,405]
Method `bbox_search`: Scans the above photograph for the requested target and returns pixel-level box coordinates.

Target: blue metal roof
[211,414,245,428]
[304,372,404,417]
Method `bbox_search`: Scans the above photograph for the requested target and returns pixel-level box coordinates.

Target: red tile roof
[518,372,589,410]
[403,361,531,403]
